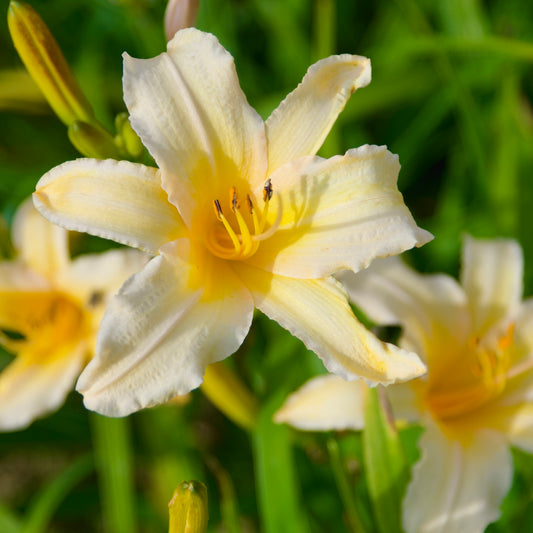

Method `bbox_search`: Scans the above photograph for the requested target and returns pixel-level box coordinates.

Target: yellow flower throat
[205,179,280,261]
[426,325,515,420]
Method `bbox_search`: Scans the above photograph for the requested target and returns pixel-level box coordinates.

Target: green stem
[327,438,369,533]
[90,414,136,533]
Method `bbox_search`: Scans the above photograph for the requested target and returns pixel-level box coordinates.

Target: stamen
[212,199,241,254]
[247,195,261,235]
[253,192,283,242]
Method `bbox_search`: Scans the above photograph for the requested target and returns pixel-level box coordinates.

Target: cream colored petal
[60,248,148,309]
[265,54,371,174]
[12,198,69,280]
[338,256,470,368]
[34,158,184,255]
[461,236,523,336]
[403,424,512,533]
[274,375,368,430]
[248,145,432,279]
[235,263,426,385]
[123,28,267,223]
[0,343,86,431]
[0,262,49,291]
[387,382,421,423]
[77,240,254,416]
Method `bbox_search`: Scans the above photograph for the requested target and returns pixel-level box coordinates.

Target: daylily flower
[276,236,533,533]
[34,28,431,417]
[0,200,145,430]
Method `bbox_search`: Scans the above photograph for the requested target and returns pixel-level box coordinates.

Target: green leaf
[362,387,409,533]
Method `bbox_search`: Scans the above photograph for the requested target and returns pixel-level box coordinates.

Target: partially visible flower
[276,236,533,533]
[0,200,146,430]
[168,480,208,533]
[34,29,431,418]
[164,0,199,41]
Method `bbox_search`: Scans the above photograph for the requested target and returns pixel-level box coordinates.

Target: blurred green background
[1,0,533,531]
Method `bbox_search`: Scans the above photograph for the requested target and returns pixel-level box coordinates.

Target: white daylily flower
[34,28,432,417]
[276,236,533,533]
[0,200,146,430]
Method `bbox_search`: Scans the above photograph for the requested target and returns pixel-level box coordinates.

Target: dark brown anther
[246,194,254,213]
[213,199,223,219]
[230,187,239,212]
[263,178,273,201]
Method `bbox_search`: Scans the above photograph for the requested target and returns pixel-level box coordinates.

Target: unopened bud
[68,120,121,159]
[8,1,94,126]
[201,362,259,430]
[115,112,144,160]
[164,0,199,41]
[168,481,208,533]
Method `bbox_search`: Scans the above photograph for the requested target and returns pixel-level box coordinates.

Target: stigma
[206,179,280,261]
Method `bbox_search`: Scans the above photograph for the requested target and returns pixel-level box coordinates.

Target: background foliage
[1,0,533,531]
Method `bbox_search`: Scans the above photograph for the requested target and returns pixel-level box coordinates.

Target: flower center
[205,179,281,261]
[426,324,514,420]
[0,293,85,363]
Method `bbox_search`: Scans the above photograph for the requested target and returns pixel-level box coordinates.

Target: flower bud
[8,1,94,126]
[201,362,259,430]
[168,481,208,533]
[164,0,199,41]
[68,120,121,159]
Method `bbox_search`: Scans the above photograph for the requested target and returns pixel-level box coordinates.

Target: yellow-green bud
[68,120,122,159]
[8,1,95,126]
[168,481,208,533]
[201,362,259,431]
[115,112,145,160]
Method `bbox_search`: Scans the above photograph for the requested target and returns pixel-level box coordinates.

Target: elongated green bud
[68,120,122,159]
[8,1,94,125]
[201,362,259,430]
[115,112,145,159]
[168,481,208,533]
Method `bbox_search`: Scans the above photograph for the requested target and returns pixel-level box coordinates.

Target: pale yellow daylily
[34,28,431,417]
[276,236,533,533]
[0,200,146,431]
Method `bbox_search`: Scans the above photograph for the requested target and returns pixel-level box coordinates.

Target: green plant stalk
[362,387,408,533]
[252,390,308,533]
[327,438,369,533]
[90,414,137,533]
[22,454,93,533]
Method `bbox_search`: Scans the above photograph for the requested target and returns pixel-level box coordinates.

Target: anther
[213,199,223,220]
[263,178,273,202]
[230,187,239,212]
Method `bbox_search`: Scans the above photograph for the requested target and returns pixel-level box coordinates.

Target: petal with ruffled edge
[274,375,368,430]
[338,256,470,374]
[77,240,254,416]
[59,249,148,309]
[247,145,432,279]
[235,262,426,384]
[403,424,512,533]
[12,199,69,281]
[123,28,267,224]
[34,159,184,255]
[0,343,86,431]
[461,236,523,336]
[265,54,371,174]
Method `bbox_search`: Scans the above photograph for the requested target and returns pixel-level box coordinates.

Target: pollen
[206,180,281,261]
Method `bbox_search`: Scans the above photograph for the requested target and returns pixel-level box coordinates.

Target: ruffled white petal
[265,54,371,174]
[403,424,512,533]
[34,158,184,255]
[235,262,426,384]
[123,28,267,223]
[12,199,69,281]
[247,145,432,279]
[461,236,523,336]
[338,256,470,366]
[274,375,368,430]
[77,240,254,416]
[0,343,86,431]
